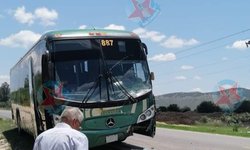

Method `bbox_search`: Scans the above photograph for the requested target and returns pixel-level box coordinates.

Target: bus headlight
[140,114,146,121]
[145,110,152,116]
[137,105,155,123]
[53,114,60,125]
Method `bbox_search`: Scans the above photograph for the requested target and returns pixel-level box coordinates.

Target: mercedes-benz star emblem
[106,118,115,128]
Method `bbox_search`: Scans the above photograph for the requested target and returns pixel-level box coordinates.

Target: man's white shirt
[33,122,88,150]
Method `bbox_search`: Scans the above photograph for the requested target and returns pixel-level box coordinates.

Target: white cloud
[13,6,58,26]
[193,75,202,80]
[192,88,202,92]
[79,25,87,29]
[149,53,176,62]
[34,7,58,26]
[0,75,10,84]
[161,36,199,48]
[104,24,125,30]
[0,30,41,48]
[175,76,187,80]
[181,65,194,70]
[222,57,228,61]
[227,39,249,50]
[14,6,34,25]
[220,84,235,90]
[133,28,199,49]
[133,28,166,42]
[132,28,146,35]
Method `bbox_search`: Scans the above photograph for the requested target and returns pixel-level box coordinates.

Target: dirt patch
[156,111,223,125]
[2,128,34,150]
[0,134,10,150]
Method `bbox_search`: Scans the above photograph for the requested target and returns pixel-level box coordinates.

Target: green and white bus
[10,29,156,148]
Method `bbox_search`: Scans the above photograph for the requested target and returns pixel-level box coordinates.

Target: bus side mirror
[141,43,148,55]
[150,72,155,80]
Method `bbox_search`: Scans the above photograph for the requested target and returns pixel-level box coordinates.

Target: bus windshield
[51,39,151,103]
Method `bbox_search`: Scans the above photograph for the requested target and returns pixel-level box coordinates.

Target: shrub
[234,100,250,113]
[180,106,191,112]
[0,101,11,109]
[199,116,209,123]
[221,113,250,125]
[167,104,180,112]
[196,101,221,113]
[157,106,167,112]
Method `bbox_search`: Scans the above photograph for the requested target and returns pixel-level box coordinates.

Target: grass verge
[0,118,14,133]
[157,122,250,138]
[0,118,34,150]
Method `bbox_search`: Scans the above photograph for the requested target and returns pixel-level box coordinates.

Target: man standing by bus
[33,107,88,150]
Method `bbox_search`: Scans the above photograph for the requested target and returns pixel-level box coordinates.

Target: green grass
[0,118,34,150]
[0,118,14,149]
[157,122,250,138]
[0,118,14,133]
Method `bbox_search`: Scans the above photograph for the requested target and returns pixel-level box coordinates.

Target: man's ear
[71,119,80,130]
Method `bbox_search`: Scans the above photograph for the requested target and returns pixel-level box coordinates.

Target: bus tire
[120,137,127,142]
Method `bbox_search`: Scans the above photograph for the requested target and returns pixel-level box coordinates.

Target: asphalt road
[93,128,250,150]
[123,128,250,150]
[0,109,11,119]
[1,109,250,150]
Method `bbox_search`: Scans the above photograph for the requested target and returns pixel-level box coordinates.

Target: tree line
[0,82,10,102]
[157,100,250,113]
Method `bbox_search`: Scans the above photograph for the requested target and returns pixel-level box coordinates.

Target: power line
[150,28,250,94]
[149,30,250,68]
[155,54,250,78]
[174,28,250,55]
[156,62,250,86]
[177,41,232,60]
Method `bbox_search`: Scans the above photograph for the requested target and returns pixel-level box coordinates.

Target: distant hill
[155,88,250,110]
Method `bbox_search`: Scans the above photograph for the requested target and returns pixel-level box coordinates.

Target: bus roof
[41,29,140,41]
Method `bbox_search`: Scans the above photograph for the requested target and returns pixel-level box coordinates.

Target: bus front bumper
[82,125,132,148]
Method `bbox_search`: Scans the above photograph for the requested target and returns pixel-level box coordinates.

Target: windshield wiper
[107,55,139,102]
[107,71,137,102]
[109,55,130,71]
[85,39,137,103]
[81,74,102,104]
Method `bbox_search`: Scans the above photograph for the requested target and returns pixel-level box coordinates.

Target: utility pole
[246,41,250,48]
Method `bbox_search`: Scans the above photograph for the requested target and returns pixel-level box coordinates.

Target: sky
[0,0,250,96]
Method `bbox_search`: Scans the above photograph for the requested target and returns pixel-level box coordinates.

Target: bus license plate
[106,134,118,143]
